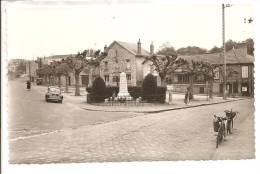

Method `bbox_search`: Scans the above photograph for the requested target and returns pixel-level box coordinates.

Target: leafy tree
[200,62,221,99]
[209,46,222,53]
[246,38,254,55]
[177,46,207,55]
[148,54,187,86]
[65,50,88,96]
[225,39,237,51]
[183,60,205,99]
[142,73,157,102]
[157,42,177,56]
[37,64,54,85]
[16,61,26,74]
[55,61,72,92]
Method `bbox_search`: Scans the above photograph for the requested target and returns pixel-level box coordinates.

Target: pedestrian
[112,91,116,101]
[184,87,190,105]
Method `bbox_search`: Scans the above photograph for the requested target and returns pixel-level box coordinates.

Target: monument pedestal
[117,72,131,99]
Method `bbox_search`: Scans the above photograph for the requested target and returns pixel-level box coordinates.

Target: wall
[100,43,136,86]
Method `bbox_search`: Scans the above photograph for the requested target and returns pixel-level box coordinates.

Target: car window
[48,88,60,93]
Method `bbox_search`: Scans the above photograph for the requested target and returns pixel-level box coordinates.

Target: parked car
[45,86,63,103]
[36,78,43,85]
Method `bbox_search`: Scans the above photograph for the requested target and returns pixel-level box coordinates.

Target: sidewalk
[31,82,245,113]
[81,94,244,113]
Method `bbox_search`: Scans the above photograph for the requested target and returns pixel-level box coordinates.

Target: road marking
[9,129,63,142]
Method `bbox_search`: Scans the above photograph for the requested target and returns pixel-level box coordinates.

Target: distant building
[29,40,254,97]
[165,43,254,97]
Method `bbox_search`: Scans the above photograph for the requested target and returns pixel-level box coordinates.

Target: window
[241,66,248,78]
[214,67,220,80]
[105,75,109,82]
[113,76,119,82]
[104,61,108,71]
[199,87,204,94]
[177,74,189,83]
[126,74,131,81]
[195,74,205,83]
[126,59,131,69]
[115,50,118,57]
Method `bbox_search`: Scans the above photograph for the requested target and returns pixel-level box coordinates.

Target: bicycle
[224,109,239,135]
[213,115,227,148]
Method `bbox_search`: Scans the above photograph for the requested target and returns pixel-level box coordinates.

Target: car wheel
[60,100,63,104]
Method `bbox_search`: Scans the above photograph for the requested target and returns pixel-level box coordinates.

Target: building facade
[165,43,254,97]
[98,40,152,87]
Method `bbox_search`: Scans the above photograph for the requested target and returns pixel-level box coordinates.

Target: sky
[3,1,255,59]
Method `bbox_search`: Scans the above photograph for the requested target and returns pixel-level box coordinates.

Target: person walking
[184,87,191,105]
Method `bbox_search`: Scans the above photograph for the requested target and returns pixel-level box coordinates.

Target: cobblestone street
[8,79,255,163]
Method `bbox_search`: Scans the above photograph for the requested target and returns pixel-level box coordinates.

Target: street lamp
[222,4,231,100]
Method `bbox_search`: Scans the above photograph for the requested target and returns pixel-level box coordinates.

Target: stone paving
[9,99,254,163]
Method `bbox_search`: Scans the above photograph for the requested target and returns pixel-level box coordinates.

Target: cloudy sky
[4,1,255,59]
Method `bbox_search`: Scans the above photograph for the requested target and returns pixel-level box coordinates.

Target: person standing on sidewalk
[184,87,191,105]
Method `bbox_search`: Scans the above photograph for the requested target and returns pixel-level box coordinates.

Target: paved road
[8,78,255,163]
[8,78,144,140]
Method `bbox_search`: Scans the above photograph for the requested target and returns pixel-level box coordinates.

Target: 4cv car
[45,86,63,103]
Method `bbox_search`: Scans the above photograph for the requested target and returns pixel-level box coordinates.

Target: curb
[81,98,245,114]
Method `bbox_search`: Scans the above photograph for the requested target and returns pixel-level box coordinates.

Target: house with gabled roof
[99,39,154,86]
[166,42,254,96]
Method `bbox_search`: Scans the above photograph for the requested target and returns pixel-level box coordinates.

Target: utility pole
[222,4,226,100]
[222,4,231,100]
[28,60,31,82]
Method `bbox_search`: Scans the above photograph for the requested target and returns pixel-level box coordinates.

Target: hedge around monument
[142,73,157,102]
[90,76,106,102]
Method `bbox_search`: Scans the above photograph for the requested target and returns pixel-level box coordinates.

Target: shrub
[91,76,106,102]
[156,86,166,103]
[86,87,92,93]
[142,73,157,102]
[105,86,119,98]
[128,86,142,99]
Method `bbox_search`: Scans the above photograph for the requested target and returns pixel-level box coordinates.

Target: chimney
[137,39,141,55]
[150,41,154,54]
[104,44,107,52]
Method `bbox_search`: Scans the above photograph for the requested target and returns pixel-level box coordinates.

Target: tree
[183,60,205,99]
[157,42,177,56]
[209,46,222,53]
[225,39,237,51]
[246,38,254,55]
[65,50,88,96]
[55,61,72,92]
[200,62,221,99]
[177,46,207,55]
[148,54,187,86]
[91,76,106,102]
[142,73,157,102]
[37,64,54,85]
[16,61,26,74]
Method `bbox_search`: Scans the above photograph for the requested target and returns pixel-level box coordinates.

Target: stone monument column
[117,72,131,98]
